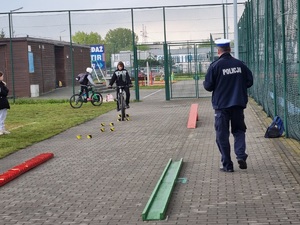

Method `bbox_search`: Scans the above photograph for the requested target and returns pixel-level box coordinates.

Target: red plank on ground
[0,153,54,187]
[187,103,199,129]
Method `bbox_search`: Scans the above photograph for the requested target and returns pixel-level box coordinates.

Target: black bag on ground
[264,116,284,138]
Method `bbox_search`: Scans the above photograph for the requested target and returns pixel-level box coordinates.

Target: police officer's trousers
[214,107,248,170]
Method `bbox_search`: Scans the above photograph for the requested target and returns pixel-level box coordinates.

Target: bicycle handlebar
[80,84,99,87]
[108,85,133,89]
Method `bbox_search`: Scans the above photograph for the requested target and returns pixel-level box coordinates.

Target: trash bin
[30,84,39,97]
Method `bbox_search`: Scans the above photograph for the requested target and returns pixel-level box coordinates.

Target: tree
[72,31,102,45]
[104,28,138,69]
[105,28,138,52]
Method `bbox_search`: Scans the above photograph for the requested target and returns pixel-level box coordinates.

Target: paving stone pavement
[1,88,300,225]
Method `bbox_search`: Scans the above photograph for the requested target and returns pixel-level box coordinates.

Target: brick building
[0,37,90,97]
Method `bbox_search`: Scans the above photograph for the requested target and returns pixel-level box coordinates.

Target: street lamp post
[10,7,23,37]
[60,30,66,41]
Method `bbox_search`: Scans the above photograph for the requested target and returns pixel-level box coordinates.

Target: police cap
[215,39,231,48]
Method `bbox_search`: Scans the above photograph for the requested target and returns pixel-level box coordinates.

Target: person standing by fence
[203,39,253,172]
[0,71,10,135]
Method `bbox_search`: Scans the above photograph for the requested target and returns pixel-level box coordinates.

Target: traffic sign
[90,45,106,69]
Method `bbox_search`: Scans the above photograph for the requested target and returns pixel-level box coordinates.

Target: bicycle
[110,85,131,121]
[69,85,103,109]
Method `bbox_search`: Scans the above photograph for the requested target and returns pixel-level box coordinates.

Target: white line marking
[142,89,162,99]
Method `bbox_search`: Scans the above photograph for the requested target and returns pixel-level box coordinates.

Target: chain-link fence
[4,3,297,139]
[238,0,300,140]
[0,3,245,101]
[0,5,244,43]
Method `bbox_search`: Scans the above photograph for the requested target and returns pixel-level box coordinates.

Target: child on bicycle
[76,67,96,101]
[108,61,133,109]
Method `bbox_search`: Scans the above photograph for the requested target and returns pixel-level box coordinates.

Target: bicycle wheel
[70,94,83,108]
[120,95,126,121]
[91,92,103,106]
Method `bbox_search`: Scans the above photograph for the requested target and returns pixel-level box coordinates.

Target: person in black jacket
[203,39,253,172]
[0,71,10,135]
[108,61,132,109]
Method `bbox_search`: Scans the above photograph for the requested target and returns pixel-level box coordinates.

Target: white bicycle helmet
[86,67,93,73]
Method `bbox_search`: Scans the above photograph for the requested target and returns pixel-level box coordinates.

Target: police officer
[203,39,253,172]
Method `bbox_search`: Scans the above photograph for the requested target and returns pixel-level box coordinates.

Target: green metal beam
[142,158,183,221]
[246,2,250,65]
[210,34,214,62]
[131,9,139,101]
[163,7,170,101]
[270,0,277,116]
[168,45,173,99]
[194,43,199,98]
[256,0,260,103]
[223,4,226,38]
[281,0,288,137]
[68,11,75,95]
[297,0,300,99]
[250,0,255,75]
[8,13,15,103]
[264,0,269,115]
[8,13,16,103]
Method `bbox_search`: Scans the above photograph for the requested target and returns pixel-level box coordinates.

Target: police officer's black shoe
[219,167,234,172]
[237,159,247,169]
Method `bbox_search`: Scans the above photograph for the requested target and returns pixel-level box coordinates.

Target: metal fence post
[233,0,239,59]
[250,0,255,80]
[194,43,199,98]
[264,0,270,114]
[244,0,251,67]
[210,34,214,62]
[163,7,170,101]
[281,0,288,137]
[68,11,75,95]
[131,8,139,101]
[270,0,277,116]
[168,44,173,99]
[246,2,250,65]
[297,0,300,98]
[8,13,15,103]
[222,4,226,39]
[255,0,260,104]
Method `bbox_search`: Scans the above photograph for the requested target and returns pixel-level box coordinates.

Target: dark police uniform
[203,42,253,172]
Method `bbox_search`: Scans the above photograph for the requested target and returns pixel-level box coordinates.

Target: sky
[1,0,247,43]
[2,0,246,12]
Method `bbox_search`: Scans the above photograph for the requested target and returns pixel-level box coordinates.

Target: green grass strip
[0,99,116,159]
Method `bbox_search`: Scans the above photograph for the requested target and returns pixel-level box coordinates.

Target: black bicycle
[70,85,103,109]
[112,85,131,121]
